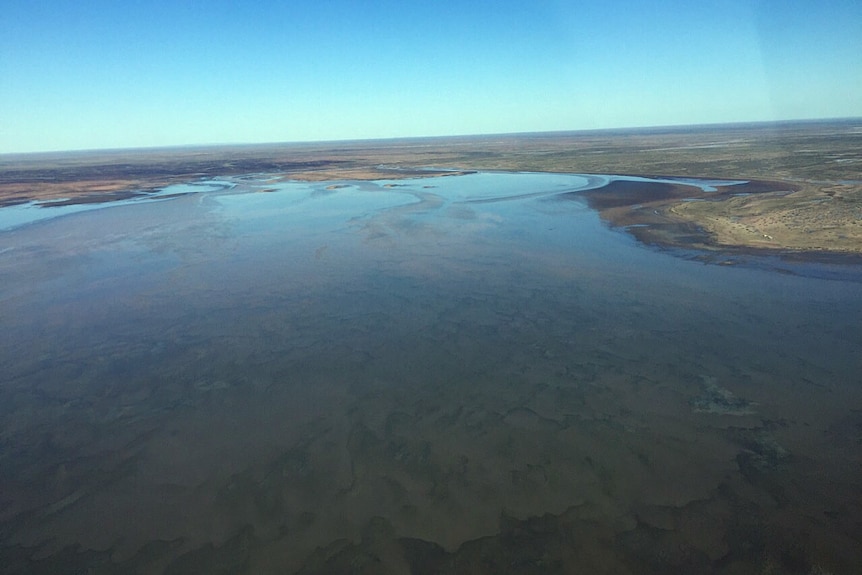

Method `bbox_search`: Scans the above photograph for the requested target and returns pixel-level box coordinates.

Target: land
[1,119,860,257]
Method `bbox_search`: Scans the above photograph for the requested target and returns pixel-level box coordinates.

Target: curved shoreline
[1,163,859,261]
[570,177,862,263]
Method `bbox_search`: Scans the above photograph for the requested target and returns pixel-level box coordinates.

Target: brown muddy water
[0,172,860,574]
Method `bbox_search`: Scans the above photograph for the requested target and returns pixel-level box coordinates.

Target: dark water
[0,172,860,574]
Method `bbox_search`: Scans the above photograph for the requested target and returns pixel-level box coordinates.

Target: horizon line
[2,116,860,159]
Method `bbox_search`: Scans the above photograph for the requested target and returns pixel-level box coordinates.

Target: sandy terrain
[667,182,862,253]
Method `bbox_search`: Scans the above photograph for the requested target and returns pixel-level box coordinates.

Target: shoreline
[1,170,860,263]
[2,121,859,260]
[572,178,862,263]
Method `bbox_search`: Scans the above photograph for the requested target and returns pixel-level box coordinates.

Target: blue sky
[1,0,860,153]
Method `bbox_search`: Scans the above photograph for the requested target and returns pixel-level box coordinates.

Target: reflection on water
[0,173,860,574]
[0,180,235,233]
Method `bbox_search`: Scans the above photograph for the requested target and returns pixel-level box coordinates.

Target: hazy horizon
[2,116,860,158]
[2,0,860,154]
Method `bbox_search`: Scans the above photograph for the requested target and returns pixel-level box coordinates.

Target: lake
[1,172,860,574]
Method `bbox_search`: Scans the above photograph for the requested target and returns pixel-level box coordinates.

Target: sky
[1,0,860,154]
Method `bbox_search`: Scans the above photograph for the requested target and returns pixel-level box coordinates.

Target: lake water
[0,172,860,574]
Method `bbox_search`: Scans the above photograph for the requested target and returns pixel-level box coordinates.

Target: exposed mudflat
[576,178,862,263]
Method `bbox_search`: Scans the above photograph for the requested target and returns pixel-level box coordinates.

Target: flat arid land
[1,119,860,258]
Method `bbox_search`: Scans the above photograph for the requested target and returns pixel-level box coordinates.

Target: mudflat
[1,119,860,258]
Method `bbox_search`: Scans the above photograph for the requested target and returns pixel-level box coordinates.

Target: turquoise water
[0,172,860,573]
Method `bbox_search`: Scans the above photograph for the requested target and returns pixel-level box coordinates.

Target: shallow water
[0,172,860,574]
[0,180,235,233]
